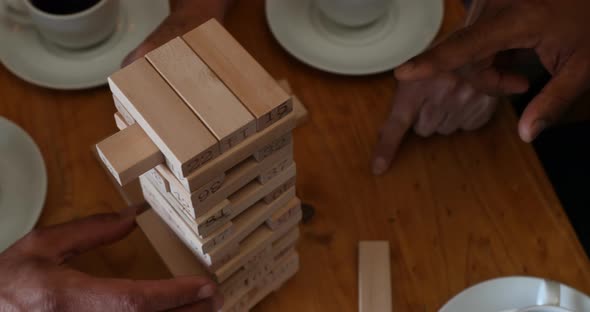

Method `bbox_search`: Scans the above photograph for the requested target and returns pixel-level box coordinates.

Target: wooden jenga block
[136,209,209,277]
[111,93,302,192]
[278,79,309,127]
[266,198,301,230]
[258,152,293,184]
[183,19,292,131]
[92,145,146,208]
[146,37,256,152]
[215,202,301,282]
[144,172,231,238]
[264,176,296,204]
[114,112,128,130]
[177,117,296,192]
[358,241,392,312]
[141,176,234,254]
[113,96,135,125]
[253,134,292,162]
[148,167,170,193]
[96,124,164,185]
[108,58,219,178]
[225,251,299,312]
[165,144,294,217]
[206,189,298,267]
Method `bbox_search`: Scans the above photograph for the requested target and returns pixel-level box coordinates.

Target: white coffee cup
[315,0,391,27]
[1,0,119,49]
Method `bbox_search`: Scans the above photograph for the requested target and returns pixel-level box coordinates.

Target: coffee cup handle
[0,0,32,25]
[536,279,561,306]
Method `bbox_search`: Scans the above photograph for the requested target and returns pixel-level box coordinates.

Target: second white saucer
[265,0,444,75]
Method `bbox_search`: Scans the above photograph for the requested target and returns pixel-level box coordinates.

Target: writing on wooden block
[258,152,293,184]
[146,37,256,153]
[183,19,292,131]
[358,241,392,312]
[177,112,298,192]
[266,195,300,230]
[149,167,170,193]
[96,124,164,185]
[254,134,292,162]
[113,96,135,125]
[264,176,296,204]
[168,142,294,216]
[108,58,220,178]
[278,79,309,127]
[141,176,234,255]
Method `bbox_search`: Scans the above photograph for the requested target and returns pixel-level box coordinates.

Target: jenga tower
[96,19,307,311]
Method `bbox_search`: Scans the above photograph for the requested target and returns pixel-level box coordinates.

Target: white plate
[440,276,590,312]
[0,0,170,90]
[265,0,443,75]
[0,117,47,252]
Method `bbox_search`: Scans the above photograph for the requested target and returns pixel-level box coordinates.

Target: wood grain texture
[183,19,292,131]
[359,241,392,312]
[1,1,589,311]
[146,37,256,152]
[96,124,164,185]
[109,58,219,178]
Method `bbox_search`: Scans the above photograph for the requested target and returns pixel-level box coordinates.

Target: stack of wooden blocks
[96,19,307,311]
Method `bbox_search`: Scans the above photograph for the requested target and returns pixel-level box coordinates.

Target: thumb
[23,213,136,264]
[519,57,590,142]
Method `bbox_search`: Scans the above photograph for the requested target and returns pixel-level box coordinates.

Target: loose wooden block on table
[146,37,256,152]
[183,19,292,131]
[108,58,219,179]
[96,123,164,185]
[358,241,392,312]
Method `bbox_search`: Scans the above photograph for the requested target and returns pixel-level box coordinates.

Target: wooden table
[1,0,589,311]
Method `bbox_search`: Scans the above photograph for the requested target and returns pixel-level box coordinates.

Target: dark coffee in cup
[30,0,101,15]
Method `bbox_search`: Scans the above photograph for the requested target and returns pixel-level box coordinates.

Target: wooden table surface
[1,0,589,311]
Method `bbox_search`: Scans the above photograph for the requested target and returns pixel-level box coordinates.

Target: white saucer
[440,276,590,312]
[265,0,443,75]
[0,0,169,90]
[0,117,47,252]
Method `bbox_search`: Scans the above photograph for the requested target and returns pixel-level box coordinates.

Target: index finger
[395,5,534,80]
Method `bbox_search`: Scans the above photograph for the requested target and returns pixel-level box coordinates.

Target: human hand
[395,0,590,142]
[122,0,235,67]
[371,74,498,175]
[0,213,222,311]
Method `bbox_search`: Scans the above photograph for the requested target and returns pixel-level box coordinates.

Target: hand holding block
[183,19,292,131]
[96,124,164,185]
[108,58,219,178]
[146,37,256,152]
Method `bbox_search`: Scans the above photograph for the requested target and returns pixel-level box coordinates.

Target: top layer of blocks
[97,19,293,187]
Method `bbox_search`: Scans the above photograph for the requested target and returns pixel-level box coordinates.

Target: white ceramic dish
[265,0,443,75]
[440,276,590,312]
[0,117,47,252]
[0,0,170,90]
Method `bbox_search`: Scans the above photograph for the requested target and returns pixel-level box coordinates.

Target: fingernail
[521,119,546,142]
[372,158,389,176]
[198,284,215,299]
